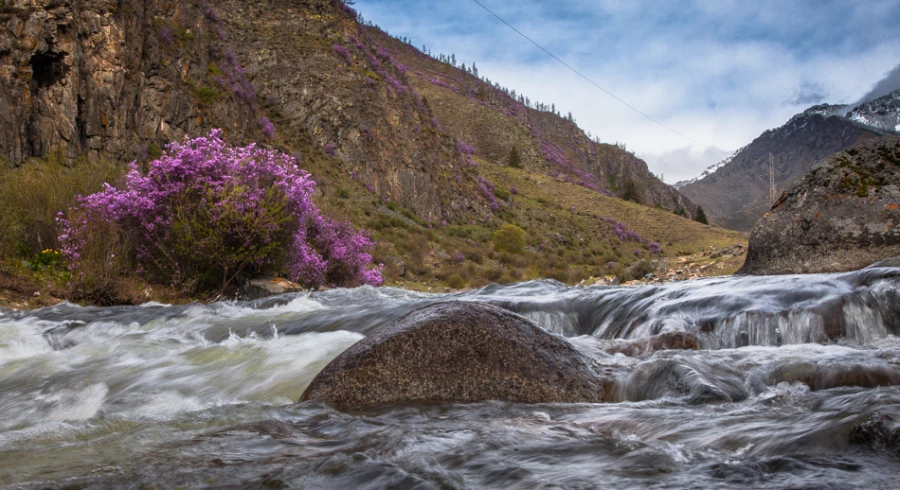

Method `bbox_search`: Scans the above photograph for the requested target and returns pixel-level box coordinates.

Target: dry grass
[0,154,121,258]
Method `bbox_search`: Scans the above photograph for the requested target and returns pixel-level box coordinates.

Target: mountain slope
[679,105,885,231]
[847,91,900,133]
[370,29,694,214]
[0,0,742,295]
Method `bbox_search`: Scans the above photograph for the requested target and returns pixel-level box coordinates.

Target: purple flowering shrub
[224,48,256,107]
[457,140,475,155]
[258,116,275,140]
[477,177,499,213]
[333,44,352,65]
[157,25,175,46]
[59,130,382,293]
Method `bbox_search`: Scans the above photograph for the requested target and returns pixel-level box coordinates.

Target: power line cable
[470,0,726,152]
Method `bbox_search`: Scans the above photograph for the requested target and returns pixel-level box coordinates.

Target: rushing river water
[2,267,900,489]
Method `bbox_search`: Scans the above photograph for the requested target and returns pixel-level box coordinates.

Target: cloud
[355,0,900,180]
[783,82,827,106]
[856,63,900,104]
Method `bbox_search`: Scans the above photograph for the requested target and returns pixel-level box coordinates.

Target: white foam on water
[211,329,364,403]
[0,319,54,363]
[122,390,208,419]
[44,383,109,422]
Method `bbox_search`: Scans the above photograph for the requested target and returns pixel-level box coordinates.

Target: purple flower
[477,177,499,213]
[204,8,219,22]
[333,44,352,65]
[258,116,275,140]
[157,25,174,46]
[457,140,475,155]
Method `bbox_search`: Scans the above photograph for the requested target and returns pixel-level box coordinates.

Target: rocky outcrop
[300,302,608,406]
[241,278,303,300]
[0,0,255,164]
[850,413,900,455]
[739,135,900,275]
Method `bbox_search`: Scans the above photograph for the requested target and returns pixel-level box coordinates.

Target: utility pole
[769,153,776,206]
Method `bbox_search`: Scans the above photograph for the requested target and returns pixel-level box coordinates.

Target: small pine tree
[694,206,709,225]
[508,145,522,168]
[622,178,640,203]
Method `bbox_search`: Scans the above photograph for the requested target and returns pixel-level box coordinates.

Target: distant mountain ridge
[678,90,899,230]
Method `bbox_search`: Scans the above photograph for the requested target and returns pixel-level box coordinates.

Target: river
[2,267,900,488]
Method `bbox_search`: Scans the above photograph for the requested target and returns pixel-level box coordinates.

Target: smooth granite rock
[300,302,608,406]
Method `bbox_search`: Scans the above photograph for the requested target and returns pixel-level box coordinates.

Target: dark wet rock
[615,358,747,404]
[866,257,900,269]
[739,135,900,275]
[242,278,304,300]
[850,413,900,455]
[764,361,900,391]
[606,332,702,357]
[300,302,608,406]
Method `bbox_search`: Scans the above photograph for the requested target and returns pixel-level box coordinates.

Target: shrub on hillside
[59,130,382,294]
[492,224,526,254]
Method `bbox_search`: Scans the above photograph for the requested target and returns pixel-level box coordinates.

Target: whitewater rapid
[2,267,900,488]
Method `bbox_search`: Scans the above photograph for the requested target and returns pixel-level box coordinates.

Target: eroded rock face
[739,135,900,275]
[300,302,608,406]
[0,0,252,165]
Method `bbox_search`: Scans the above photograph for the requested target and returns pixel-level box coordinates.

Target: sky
[353,0,900,183]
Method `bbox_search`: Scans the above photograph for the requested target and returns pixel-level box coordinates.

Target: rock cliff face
[738,135,900,275]
[1,0,693,224]
[2,0,218,162]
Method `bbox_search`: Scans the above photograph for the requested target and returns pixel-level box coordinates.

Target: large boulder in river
[739,135,900,275]
[300,302,608,406]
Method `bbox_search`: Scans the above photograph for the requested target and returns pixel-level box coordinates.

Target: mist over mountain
[855,63,900,106]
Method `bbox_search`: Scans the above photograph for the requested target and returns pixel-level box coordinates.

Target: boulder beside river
[300,302,608,406]
[739,135,900,275]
